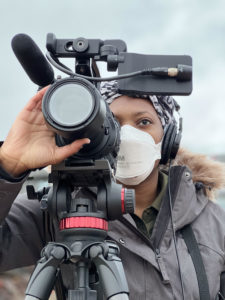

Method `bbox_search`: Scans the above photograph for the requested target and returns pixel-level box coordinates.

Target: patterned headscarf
[100,81,180,129]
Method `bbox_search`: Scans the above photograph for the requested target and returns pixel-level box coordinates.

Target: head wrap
[100,81,180,129]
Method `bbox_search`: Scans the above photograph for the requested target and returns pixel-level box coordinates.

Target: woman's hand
[0,86,90,177]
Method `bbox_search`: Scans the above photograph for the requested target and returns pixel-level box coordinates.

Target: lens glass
[49,83,94,126]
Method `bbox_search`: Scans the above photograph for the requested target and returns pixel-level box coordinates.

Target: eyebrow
[133,111,152,116]
[130,111,157,119]
[114,111,152,117]
[114,111,156,121]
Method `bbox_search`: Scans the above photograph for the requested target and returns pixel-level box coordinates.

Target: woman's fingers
[25,86,49,111]
[52,138,91,164]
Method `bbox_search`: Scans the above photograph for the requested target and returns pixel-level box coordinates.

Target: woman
[0,83,225,299]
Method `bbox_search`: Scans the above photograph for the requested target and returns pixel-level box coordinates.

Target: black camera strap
[181,224,210,300]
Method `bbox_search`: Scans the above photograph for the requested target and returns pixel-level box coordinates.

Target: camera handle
[25,240,129,300]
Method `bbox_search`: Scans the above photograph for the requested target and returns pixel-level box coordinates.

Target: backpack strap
[181,224,210,300]
[218,272,225,299]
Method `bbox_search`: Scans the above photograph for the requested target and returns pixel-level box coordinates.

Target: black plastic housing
[118,53,192,96]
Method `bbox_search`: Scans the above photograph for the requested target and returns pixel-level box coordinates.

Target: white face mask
[115,125,162,185]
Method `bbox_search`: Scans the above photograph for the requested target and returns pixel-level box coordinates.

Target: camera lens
[42,76,120,162]
[42,77,106,139]
[48,83,94,126]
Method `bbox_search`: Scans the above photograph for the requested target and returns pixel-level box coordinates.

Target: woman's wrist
[0,147,27,177]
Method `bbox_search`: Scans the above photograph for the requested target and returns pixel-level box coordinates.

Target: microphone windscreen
[11,33,54,87]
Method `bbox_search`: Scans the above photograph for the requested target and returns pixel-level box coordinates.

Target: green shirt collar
[130,171,168,238]
[142,171,168,223]
[151,171,168,212]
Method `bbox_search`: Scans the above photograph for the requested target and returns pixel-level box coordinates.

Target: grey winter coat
[1,149,225,300]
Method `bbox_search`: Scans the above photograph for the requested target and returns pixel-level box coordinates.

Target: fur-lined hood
[172,148,225,200]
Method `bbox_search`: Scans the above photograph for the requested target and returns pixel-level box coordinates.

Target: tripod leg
[25,243,67,300]
[89,242,129,300]
[67,261,97,300]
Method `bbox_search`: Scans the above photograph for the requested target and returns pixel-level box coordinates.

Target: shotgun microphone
[11,33,54,87]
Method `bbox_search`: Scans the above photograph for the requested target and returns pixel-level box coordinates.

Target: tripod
[25,159,135,300]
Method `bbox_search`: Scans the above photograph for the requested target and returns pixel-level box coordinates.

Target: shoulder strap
[181,224,210,300]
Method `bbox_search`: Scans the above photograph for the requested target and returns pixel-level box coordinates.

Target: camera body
[42,35,134,168]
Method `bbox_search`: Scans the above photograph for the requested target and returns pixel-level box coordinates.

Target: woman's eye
[138,119,151,126]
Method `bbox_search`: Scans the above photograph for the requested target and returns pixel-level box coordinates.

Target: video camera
[12,33,192,170]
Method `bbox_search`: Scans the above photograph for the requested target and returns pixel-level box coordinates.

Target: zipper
[155,248,170,284]
[120,217,171,283]
[119,216,155,249]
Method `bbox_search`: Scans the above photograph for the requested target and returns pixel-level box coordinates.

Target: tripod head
[46,159,135,242]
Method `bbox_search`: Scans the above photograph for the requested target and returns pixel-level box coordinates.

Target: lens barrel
[42,77,105,138]
[42,77,120,161]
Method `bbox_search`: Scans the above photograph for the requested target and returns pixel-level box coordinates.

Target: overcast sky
[1,0,225,155]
